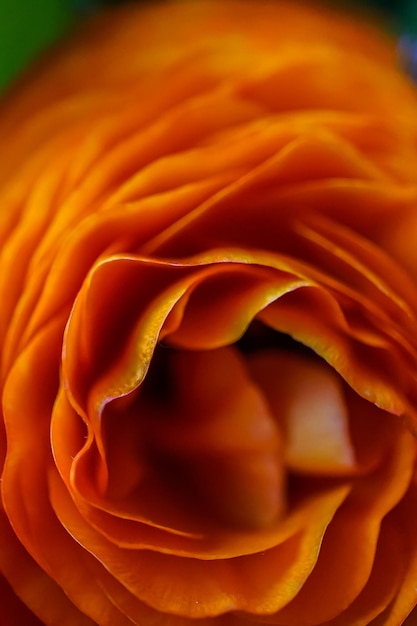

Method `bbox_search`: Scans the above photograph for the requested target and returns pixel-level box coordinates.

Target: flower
[1,1,417,624]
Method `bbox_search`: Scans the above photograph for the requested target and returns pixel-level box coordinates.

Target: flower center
[143,342,356,529]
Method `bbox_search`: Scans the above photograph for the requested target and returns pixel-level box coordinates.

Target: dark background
[1,0,416,90]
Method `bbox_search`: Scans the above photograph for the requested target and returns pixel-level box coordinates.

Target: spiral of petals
[1,2,417,626]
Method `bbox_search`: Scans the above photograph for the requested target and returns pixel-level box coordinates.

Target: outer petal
[1,2,417,625]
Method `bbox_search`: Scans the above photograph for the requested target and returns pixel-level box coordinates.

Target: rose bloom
[2,0,417,625]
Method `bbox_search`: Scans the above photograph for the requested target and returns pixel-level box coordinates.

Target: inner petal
[247,349,357,475]
[145,346,285,529]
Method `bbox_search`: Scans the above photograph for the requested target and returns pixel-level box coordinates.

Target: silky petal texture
[246,351,356,474]
[5,258,407,608]
[0,573,46,626]
[0,320,137,626]
[1,1,417,626]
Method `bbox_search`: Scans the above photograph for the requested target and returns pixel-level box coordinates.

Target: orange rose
[1,1,417,625]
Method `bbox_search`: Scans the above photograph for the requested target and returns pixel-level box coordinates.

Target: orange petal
[268,417,416,624]
[48,465,349,617]
[146,346,284,529]
[247,350,356,475]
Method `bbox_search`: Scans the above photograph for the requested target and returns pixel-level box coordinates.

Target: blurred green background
[1,0,417,91]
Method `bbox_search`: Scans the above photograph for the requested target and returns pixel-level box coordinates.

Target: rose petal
[48,466,349,617]
[268,419,416,624]
[1,319,135,625]
[369,481,417,626]
[247,350,356,474]
[141,346,284,528]
[0,514,95,626]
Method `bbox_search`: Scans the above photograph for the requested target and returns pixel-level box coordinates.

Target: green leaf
[0,0,76,90]
[1,0,417,92]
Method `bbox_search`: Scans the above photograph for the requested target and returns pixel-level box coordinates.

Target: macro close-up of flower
[2,0,417,624]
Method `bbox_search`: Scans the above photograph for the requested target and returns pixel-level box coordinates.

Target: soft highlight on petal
[1,1,417,625]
